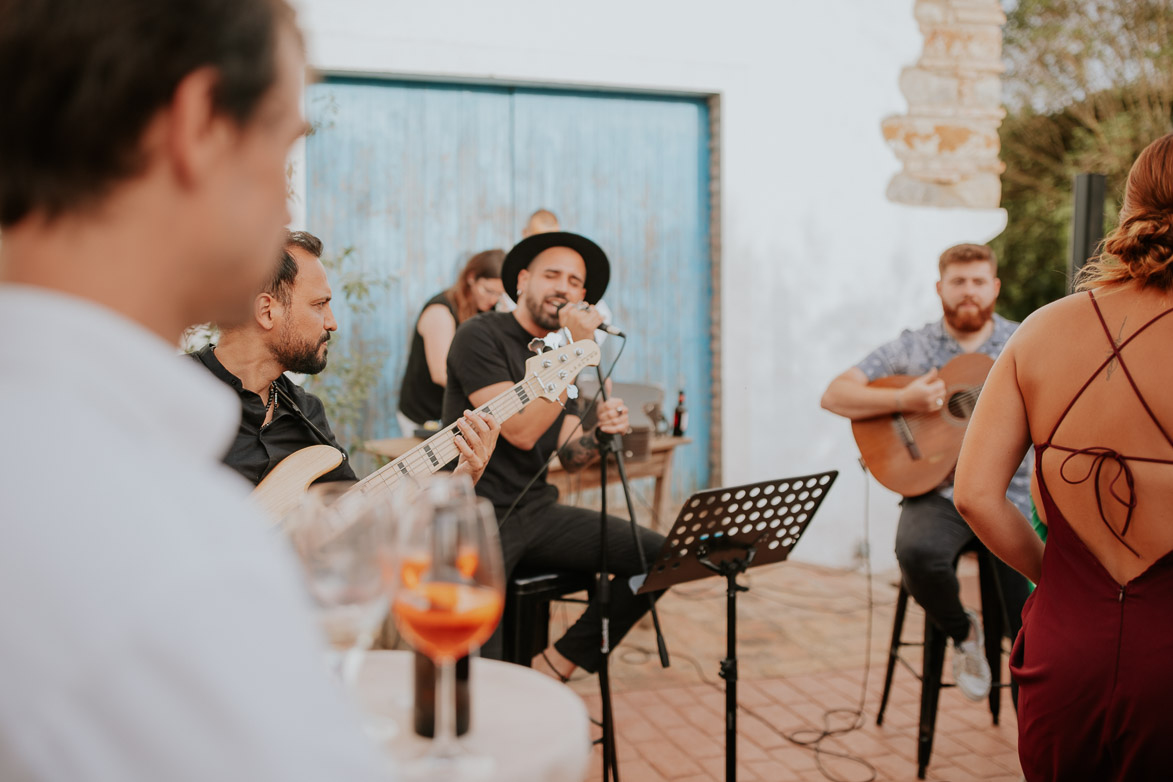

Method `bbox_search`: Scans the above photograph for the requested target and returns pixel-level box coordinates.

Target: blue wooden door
[305,79,712,500]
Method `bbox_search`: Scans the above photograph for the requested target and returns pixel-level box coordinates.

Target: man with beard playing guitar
[820,243,1032,702]
[191,229,499,492]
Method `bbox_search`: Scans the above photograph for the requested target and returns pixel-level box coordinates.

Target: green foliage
[305,246,390,453]
[180,322,218,353]
[995,0,1173,320]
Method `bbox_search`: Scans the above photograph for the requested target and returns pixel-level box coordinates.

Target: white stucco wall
[290,0,1007,572]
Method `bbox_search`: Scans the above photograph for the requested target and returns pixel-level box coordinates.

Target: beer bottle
[413,651,470,737]
[672,389,688,437]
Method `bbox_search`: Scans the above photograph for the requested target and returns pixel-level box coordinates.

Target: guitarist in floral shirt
[820,243,1032,703]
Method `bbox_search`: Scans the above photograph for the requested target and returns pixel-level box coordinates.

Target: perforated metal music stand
[638,471,838,782]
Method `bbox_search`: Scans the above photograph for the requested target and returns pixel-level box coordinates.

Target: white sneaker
[952,609,992,701]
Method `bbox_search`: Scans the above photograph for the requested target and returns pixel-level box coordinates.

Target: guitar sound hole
[947,391,976,418]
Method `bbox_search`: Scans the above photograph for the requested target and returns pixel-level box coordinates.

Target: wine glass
[286,483,397,731]
[392,478,504,777]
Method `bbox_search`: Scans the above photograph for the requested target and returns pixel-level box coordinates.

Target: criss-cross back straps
[1045,292,1173,446]
[1042,291,1173,552]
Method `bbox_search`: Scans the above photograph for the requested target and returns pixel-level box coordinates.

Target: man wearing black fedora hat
[443,231,665,681]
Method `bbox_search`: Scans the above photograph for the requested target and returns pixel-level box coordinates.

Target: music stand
[638,471,838,782]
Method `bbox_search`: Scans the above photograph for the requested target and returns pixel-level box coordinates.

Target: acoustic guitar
[251,339,601,523]
[851,352,993,497]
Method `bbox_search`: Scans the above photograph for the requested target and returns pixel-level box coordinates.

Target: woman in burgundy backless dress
[955,133,1173,782]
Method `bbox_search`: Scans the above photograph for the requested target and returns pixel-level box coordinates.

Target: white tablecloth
[356,651,590,782]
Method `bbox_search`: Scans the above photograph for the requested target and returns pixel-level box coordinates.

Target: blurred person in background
[522,208,560,238]
[397,248,504,435]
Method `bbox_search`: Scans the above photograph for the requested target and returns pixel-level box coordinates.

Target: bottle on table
[413,651,470,737]
[672,389,688,437]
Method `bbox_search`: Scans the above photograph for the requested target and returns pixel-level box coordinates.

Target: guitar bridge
[892,414,922,460]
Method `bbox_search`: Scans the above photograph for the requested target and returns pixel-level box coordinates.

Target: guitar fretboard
[350,373,547,499]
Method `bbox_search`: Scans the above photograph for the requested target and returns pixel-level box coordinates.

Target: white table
[356,651,590,782]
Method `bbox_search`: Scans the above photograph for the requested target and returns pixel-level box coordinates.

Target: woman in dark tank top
[397,249,504,433]
[955,133,1173,781]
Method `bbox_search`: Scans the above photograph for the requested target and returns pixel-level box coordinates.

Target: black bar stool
[875,542,1017,779]
[501,569,594,666]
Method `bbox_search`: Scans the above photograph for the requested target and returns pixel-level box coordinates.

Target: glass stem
[341,646,366,691]
[433,658,458,757]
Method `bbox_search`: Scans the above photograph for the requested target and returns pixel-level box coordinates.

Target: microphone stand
[595,365,671,667]
[592,364,672,782]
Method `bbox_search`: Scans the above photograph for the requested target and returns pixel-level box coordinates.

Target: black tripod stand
[592,368,671,782]
[638,472,838,782]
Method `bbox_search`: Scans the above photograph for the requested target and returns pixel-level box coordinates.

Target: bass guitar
[251,339,601,522]
[851,352,992,496]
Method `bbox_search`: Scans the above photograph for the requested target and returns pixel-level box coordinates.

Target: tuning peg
[528,338,547,356]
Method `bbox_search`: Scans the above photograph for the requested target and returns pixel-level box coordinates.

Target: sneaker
[952,609,992,701]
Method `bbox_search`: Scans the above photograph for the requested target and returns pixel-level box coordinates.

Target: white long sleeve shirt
[0,285,392,782]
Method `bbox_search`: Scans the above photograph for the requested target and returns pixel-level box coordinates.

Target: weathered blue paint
[305,78,711,501]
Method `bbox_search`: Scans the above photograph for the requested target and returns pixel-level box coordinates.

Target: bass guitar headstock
[523,339,601,402]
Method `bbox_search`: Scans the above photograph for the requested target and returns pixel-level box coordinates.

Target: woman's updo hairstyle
[1078,133,1173,291]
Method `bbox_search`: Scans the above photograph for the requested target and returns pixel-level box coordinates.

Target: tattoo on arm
[559,429,599,472]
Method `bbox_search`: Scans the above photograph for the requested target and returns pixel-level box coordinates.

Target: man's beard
[273,325,330,374]
[524,292,563,332]
[942,299,995,333]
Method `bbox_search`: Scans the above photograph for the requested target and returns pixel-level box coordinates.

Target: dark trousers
[484,497,665,673]
[894,492,1030,644]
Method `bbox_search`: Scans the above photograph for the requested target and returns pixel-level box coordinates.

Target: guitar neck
[349,373,547,500]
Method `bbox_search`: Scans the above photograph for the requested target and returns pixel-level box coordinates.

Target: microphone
[555,302,626,338]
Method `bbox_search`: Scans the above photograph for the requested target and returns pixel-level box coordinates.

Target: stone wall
[882,0,1006,209]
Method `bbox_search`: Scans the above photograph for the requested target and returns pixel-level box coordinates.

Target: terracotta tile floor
[549,557,1023,782]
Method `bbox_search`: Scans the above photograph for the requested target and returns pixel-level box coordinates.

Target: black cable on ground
[739,462,879,782]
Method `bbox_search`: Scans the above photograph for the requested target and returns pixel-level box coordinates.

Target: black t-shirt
[190,345,356,486]
[398,291,458,425]
[443,312,579,510]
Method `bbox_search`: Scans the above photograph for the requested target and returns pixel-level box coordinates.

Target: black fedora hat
[501,231,610,305]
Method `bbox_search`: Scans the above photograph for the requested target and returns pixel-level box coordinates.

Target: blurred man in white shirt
[0,1,392,779]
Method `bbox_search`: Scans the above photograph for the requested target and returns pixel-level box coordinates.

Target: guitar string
[901,388,980,415]
[356,341,598,494]
[360,380,532,494]
[361,407,503,496]
[354,370,553,496]
[299,371,565,537]
[897,386,982,434]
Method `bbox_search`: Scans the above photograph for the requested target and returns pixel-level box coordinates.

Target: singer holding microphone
[442,231,665,682]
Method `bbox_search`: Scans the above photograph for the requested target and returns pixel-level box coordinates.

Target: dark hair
[0,0,296,227]
[938,243,997,276]
[448,249,504,322]
[269,229,323,305]
[1078,133,1173,291]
